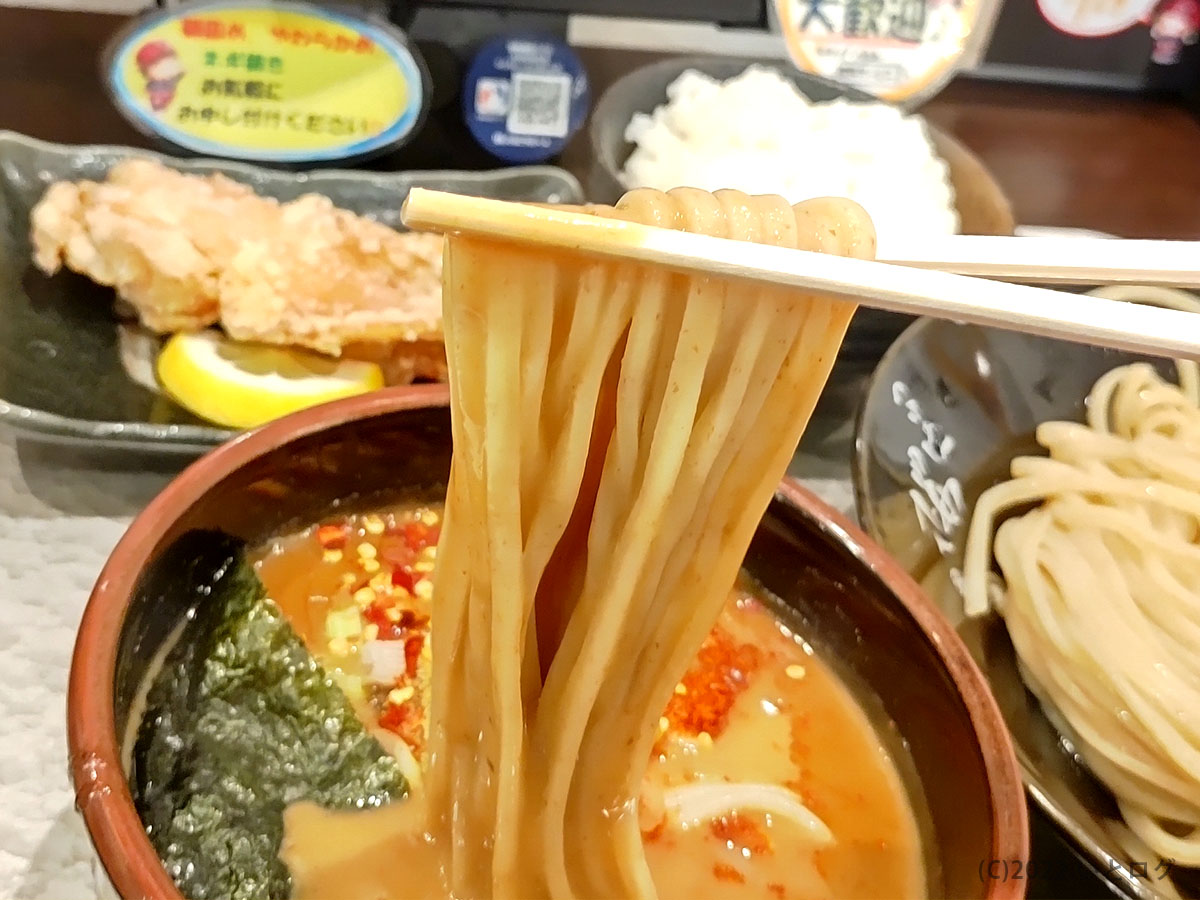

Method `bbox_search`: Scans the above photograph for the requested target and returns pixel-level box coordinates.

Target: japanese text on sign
[182,18,245,40]
[794,0,931,42]
[109,1,423,161]
[270,26,373,53]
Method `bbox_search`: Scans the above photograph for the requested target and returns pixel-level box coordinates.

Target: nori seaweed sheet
[131,530,407,900]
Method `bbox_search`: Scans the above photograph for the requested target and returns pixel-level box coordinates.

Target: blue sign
[462,34,589,164]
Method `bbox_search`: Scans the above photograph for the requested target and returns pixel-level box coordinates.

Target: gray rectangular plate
[0,130,583,453]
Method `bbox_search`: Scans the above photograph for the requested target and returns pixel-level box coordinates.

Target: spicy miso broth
[250,503,927,900]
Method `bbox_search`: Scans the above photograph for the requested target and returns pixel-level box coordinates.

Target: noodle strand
[429,188,875,899]
[963,286,1200,876]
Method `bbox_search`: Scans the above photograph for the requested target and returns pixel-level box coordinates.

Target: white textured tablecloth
[0,429,178,900]
[0,424,854,899]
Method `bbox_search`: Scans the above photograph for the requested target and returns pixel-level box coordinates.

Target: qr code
[506,72,571,138]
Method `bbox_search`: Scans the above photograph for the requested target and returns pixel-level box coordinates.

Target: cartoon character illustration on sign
[1148,0,1200,62]
[136,40,185,112]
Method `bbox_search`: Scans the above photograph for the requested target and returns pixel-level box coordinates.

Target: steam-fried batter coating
[219,194,443,356]
[31,159,279,332]
[30,159,446,366]
[343,339,448,385]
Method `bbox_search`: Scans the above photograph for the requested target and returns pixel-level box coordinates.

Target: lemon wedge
[156,330,384,429]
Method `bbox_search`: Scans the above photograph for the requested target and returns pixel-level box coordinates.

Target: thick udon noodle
[429,187,875,899]
[963,285,1200,870]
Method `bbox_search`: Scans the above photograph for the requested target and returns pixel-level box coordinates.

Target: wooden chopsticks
[877,234,1200,288]
[401,189,1200,361]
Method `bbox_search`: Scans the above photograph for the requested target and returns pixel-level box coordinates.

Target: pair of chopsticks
[401,189,1200,361]
[877,234,1200,288]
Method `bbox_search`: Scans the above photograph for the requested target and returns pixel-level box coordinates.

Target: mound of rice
[620,66,959,252]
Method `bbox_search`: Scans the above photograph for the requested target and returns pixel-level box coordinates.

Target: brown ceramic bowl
[68,385,1028,900]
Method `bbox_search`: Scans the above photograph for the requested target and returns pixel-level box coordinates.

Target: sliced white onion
[662,782,834,847]
[373,728,423,793]
[361,640,408,684]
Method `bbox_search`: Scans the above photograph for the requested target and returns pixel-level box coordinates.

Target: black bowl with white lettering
[852,316,1188,900]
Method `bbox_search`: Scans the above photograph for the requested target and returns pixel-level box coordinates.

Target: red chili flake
[380,535,416,569]
[711,814,771,856]
[813,851,829,880]
[712,863,745,884]
[379,700,423,747]
[391,566,415,593]
[404,635,424,677]
[641,819,666,843]
[363,603,403,640]
[768,884,786,899]
[363,603,428,642]
[402,521,430,550]
[661,627,761,739]
[317,524,348,550]
[379,703,403,730]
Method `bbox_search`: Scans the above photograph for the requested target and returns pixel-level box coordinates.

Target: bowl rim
[69,382,1027,900]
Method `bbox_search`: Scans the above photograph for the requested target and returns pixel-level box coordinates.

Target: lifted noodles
[284,187,878,900]
[430,187,874,899]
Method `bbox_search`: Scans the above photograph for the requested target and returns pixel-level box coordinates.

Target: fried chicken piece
[343,339,448,385]
[31,159,448,384]
[30,159,280,332]
[217,193,444,356]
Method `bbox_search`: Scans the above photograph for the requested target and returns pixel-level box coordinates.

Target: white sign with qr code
[506,72,572,138]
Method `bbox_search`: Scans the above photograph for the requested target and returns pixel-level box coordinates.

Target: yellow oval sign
[106,1,428,163]
[774,0,990,105]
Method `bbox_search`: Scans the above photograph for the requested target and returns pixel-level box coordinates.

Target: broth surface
[255,506,925,900]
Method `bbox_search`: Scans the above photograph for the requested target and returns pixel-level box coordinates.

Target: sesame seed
[322,549,343,564]
[388,685,415,706]
[362,559,381,574]
[414,580,434,600]
[357,542,378,560]
[369,572,390,592]
[353,587,376,606]
[364,515,386,535]
[363,623,379,641]
[697,731,713,747]
[329,637,350,657]
[674,683,687,696]
[658,716,669,733]
[420,510,439,526]
[420,546,437,561]
[385,607,402,622]
[340,572,356,587]
[785,664,806,680]
[414,561,435,574]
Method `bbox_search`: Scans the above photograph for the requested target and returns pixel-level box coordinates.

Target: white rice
[620,66,960,252]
